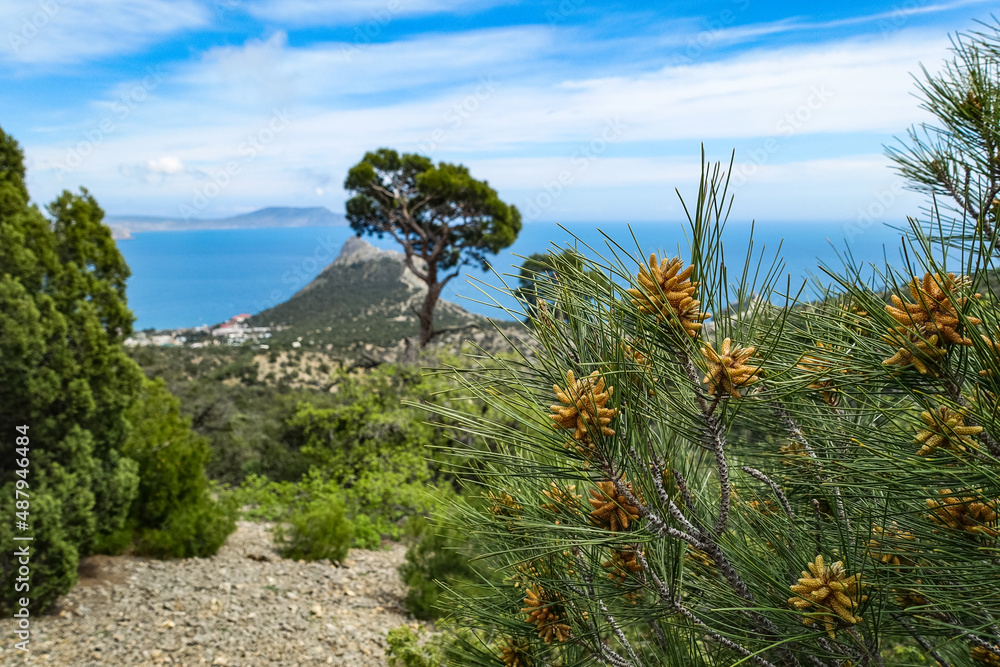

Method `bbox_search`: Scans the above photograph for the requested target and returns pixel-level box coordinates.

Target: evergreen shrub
[123,378,237,557]
[399,515,477,620]
[273,484,354,563]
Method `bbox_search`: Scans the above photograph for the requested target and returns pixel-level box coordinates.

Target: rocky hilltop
[250,237,507,356]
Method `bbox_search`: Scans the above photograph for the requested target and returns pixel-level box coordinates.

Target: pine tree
[344,148,521,348]
[427,141,1000,664]
[887,18,1000,254]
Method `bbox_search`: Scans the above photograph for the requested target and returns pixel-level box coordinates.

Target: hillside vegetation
[250,236,495,351]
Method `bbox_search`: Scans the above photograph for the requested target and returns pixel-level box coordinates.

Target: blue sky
[1,0,994,227]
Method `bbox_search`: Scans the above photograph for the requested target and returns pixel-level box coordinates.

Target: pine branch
[679,352,732,535]
[633,549,781,667]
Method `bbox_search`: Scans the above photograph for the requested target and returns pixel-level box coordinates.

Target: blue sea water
[116,221,904,330]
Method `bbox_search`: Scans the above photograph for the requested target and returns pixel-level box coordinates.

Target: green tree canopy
[344,148,521,347]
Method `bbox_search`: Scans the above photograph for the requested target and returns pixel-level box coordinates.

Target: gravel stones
[0,522,419,666]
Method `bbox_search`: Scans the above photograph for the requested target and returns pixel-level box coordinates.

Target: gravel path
[0,522,420,666]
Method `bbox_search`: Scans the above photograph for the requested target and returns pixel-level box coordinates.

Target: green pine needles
[423,152,1000,666]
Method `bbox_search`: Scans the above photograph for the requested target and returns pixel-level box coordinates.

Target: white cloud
[17,24,957,223]
[119,155,190,184]
[244,0,513,25]
[179,26,950,143]
[147,156,186,175]
[0,0,209,65]
[178,27,553,103]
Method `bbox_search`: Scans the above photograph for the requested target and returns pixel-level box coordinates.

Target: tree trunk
[417,280,444,348]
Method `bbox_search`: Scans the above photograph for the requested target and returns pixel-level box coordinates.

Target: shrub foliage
[0,127,232,612]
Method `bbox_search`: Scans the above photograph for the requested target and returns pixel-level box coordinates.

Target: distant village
[125,314,276,349]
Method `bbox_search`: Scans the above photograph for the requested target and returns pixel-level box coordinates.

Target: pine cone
[882,326,946,374]
[972,645,1000,665]
[684,546,716,569]
[838,301,872,337]
[926,491,998,537]
[602,548,643,584]
[886,272,981,346]
[797,342,846,406]
[498,637,533,667]
[621,338,650,367]
[868,522,917,567]
[589,478,643,532]
[621,338,657,395]
[980,331,1000,376]
[914,406,982,456]
[550,370,617,441]
[521,585,570,643]
[488,491,522,517]
[701,337,761,398]
[895,588,929,609]
[788,554,867,639]
[541,482,582,515]
[626,253,709,337]
[562,435,598,460]
[778,440,811,466]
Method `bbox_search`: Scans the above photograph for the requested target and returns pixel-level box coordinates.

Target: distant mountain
[107,206,346,238]
[250,237,496,352]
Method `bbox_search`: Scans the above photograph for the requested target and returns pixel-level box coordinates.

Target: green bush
[273,486,354,562]
[385,626,446,667]
[238,466,452,551]
[127,346,319,484]
[235,473,302,521]
[351,514,382,550]
[0,489,79,611]
[137,485,238,558]
[399,515,477,621]
[386,623,478,667]
[123,378,237,557]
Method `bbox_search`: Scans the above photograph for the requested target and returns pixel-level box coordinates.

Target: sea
[115,221,908,331]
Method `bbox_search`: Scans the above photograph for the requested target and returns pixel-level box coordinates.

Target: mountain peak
[334,236,402,266]
[251,236,482,349]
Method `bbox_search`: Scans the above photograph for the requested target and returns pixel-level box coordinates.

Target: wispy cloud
[698,0,996,48]
[0,0,209,65]
[243,0,514,25]
[8,0,984,227]
[179,27,555,103]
